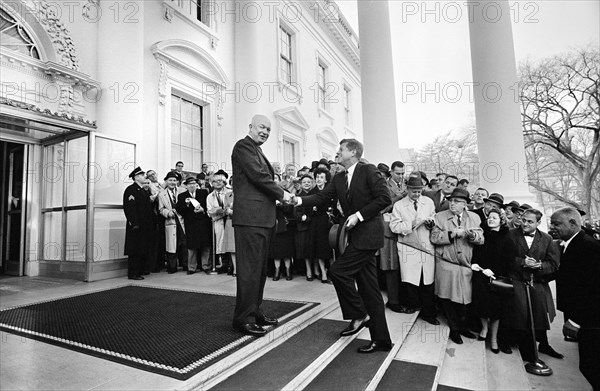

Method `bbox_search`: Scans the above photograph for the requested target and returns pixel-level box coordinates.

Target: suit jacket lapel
[516,231,529,254]
[528,230,541,255]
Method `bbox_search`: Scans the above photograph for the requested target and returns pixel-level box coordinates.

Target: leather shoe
[400,306,417,314]
[187,270,195,275]
[499,344,512,354]
[477,335,487,341]
[256,316,278,326]
[564,335,578,342]
[385,302,405,313]
[128,276,144,280]
[421,316,440,326]
[340,315,370,336]
[449,331,463,344]
[233,323,267,337]
[538,343,564,359]
[357,340,392,354]
[459,329,476,339]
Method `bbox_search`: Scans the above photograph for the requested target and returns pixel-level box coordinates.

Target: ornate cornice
[21,0,81,70]
[0,96,96,127]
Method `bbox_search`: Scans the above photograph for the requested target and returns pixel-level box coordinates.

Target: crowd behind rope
[123,157,600,390]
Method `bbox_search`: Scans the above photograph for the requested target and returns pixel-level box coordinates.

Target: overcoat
[430,209,484,304]
[176,189,212,249]
[206,189,235,254]
[158,187,185,253]
[123,182,153,255]
[389,195,436,285]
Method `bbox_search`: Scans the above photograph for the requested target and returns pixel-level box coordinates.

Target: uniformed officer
[123,166,153,280]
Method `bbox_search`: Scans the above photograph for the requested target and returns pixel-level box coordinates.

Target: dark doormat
[0,285,316,380]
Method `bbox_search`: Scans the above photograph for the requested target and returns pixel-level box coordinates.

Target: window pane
[192,126,202,150]
[66,209,86,262]
[171,119,181,146]
[171,95,181,120]
[192,104,201,127]
[43,212,62,260]
[181,123,193,146]
[94,137,135,205]
[43,143,64,208]
[94,209,126,261]
[181,147,193,171]
[182,100,192,124]
[171,144,181,164]
[192,149,202,172]
[66,137,88,206]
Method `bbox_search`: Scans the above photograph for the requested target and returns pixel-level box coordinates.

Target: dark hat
[299,174,313,182]
[520,203,533,210]
[301,166,310,171]
[429,178,439,185]
[329,223,349,255]
[504,200,524,212]
[328,160,336,166]
[129,166,145,179]
[483,193,504,206]
[214,169,229,179]
[406,176,424,188]
[184,176,197,185]
[311,161,319,170]
[164,171,179,181]
[318,158,331,169]
[447,188,471,203]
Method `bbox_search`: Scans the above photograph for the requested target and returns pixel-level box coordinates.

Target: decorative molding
[0,96,96,127]
[161,1,220,50]
[157,58,169,106]
[21,0,81,71]
[274,106,310,157]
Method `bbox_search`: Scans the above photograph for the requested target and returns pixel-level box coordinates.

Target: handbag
[489,276,514,296]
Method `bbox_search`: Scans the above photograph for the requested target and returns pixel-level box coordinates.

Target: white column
[467,0,532,202]
[357,0,399,164]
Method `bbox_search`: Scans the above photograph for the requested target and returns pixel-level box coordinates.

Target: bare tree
[519,47,600,217]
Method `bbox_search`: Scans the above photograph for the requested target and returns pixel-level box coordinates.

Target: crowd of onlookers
[126,157,599,381]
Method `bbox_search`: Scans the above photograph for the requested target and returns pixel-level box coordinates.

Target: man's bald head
[248,114,272,145]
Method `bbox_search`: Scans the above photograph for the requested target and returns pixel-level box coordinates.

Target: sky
[335,0,599,150]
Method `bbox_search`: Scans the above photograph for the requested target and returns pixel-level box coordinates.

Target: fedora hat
[183,176,198,185]
[164,171,179,181]
[447,188,471,203]
[483,193,504,206]
[328,223,349,255]
[406,176,424,188]
[504,200,524,213]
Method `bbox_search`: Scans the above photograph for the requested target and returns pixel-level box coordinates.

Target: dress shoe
[385,302,405,313]
[142,271,150,275]
[459,329,476,339]
[187,270,195,275]
[449,331,463,344]
[128,276,144,280]
[273,275,280,281]
[167,270,176,274]
[400,306,417,314]
[357,340,392,354]
[204,269,211,275]
[340,315,370,336]
[421,316,440,326]
[491,346,500,354]
[477,335,487,341]
[306,276,314,281]
[564,335,578,342]
[499,344,513,354]
[256,316,279,326]
[233,323,267,337]
[538,343,564,359]
[286,275,293,281]
[321,279,332,284]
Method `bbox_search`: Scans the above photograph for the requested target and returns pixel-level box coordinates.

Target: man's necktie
[457,215,461,227]
[413,200,418,211]
[170,190,176,207]
[344,172,350,201]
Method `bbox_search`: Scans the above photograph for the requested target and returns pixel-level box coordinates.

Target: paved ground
[0,273,592,390]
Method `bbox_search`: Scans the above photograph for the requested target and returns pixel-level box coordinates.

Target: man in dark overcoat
[506,208,562,362]
[550,207,600,390]
[123,166,153,280]
[176,177,212,274]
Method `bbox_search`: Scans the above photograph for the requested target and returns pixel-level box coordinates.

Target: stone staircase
[179,300,531,391]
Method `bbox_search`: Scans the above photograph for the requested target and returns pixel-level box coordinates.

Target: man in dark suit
[550,207,600,390]
[176,177,212,275]
[505,209,562,362]
[123,166,153,280]
[423,175,458,212]
[295,139,392,353]
[231,114,293,337]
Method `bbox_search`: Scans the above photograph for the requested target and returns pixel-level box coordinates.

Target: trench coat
[206,189,235,254]
[158,187,185,253]
[430,209,484,304]
[389,195,436,286]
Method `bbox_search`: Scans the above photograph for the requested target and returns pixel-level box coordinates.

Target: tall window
[279,26,293,84]
[171,95,203,172]
[318,63,327,110]
[343,86,351,126]
[283,139,296,167]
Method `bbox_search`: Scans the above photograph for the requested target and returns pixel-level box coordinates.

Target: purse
[489,276,514,296]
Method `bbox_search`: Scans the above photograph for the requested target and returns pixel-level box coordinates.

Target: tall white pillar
[467,0,532,202]
[357,0,399,164]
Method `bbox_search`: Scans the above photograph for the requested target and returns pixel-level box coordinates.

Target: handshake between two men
[279,191,361,230]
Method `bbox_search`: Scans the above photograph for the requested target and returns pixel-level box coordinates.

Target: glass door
[1,142,27,276]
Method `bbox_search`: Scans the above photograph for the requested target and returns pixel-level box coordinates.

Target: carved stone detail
[0,96,96,127]
[157,57,169,106]
[22,0,80,70]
